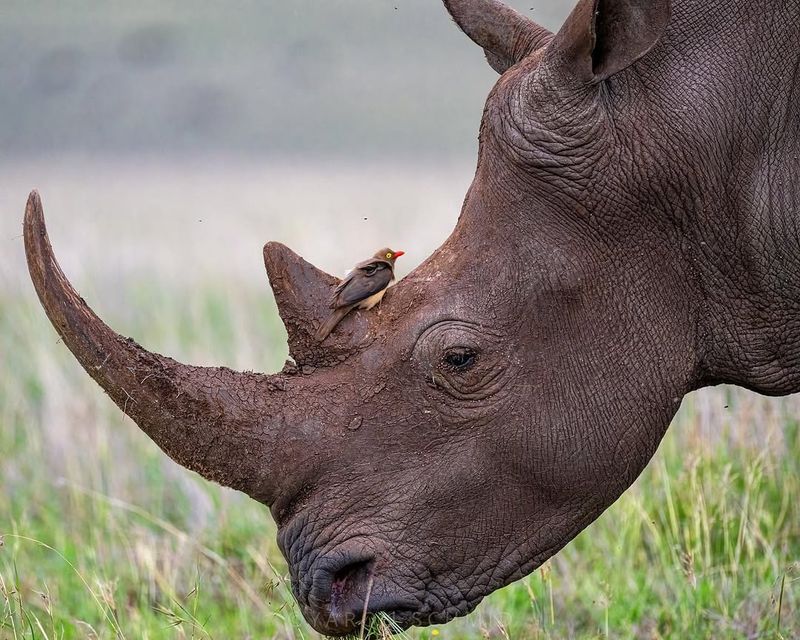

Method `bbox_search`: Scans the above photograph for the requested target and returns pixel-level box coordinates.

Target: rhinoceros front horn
[23,191,299,505]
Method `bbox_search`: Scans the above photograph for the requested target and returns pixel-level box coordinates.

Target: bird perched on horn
[315,248,404,341]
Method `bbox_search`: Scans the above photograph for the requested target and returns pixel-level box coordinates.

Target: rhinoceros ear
[547,0,671,82]
[443,0,553,74]
[263,243,370,368]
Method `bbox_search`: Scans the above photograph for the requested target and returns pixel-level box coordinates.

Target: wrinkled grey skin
[24,0,800,635]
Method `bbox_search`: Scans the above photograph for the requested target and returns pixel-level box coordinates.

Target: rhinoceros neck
[617,0,800,395]
[684,2,800,395]
[619,0,800,394]
[694,198,800,396]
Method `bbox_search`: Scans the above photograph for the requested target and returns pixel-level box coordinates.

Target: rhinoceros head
[25,0,699,635]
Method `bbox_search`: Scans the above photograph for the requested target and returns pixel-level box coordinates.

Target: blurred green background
[0,1,798,639]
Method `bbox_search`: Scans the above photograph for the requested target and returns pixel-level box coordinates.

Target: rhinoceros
[23,0,800,635]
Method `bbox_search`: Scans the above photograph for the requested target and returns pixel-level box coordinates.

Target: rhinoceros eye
[443,347,477,371]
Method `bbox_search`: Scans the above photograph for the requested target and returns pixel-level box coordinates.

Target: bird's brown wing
[331,271,355,305]
[333,260,393,308]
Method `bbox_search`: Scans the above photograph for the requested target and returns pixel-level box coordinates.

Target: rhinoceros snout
[295,541,423,635]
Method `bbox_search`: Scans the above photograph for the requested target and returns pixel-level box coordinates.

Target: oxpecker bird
[315,247,404,341]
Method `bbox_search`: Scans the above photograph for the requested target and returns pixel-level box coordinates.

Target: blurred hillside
[0,0,572,160]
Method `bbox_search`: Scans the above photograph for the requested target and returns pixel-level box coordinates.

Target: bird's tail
[315,306,352,342]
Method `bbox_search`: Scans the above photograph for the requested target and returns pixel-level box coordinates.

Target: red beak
[394,251,405,258]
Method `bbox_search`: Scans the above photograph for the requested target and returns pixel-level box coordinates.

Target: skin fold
[23,0,800,635]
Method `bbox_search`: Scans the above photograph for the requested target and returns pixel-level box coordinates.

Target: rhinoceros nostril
[305,551,376,634]
[330,556,374,612]
[300,548,422,635]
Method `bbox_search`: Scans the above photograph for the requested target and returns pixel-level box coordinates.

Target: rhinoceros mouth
[304,586,422,636]
[302,565,478,636]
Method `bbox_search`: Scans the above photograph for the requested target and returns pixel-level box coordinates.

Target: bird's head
[373,247,404,264]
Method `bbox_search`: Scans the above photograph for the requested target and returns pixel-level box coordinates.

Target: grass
[0,162,798,638]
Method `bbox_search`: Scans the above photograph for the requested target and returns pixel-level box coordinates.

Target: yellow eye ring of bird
[386,252,392,258]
